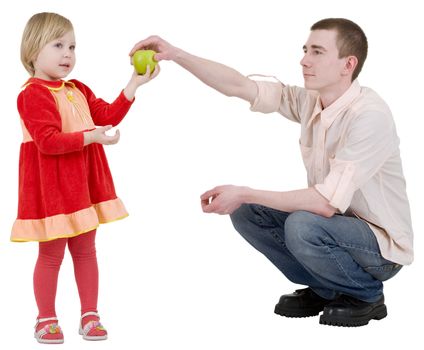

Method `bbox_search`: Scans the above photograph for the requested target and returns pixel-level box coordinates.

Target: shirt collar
[23,78,75,91]
[307,79,361,129]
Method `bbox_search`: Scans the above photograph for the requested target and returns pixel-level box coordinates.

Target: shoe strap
[81,311,100,320]
[82,320,106,335]
[35,317,58,328]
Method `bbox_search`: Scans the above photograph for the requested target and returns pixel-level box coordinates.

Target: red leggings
[34,229,98,318]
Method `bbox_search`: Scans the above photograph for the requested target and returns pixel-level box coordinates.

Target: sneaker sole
[319,304,387,327]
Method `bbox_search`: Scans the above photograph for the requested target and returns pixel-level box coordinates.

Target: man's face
[300,29,348,93]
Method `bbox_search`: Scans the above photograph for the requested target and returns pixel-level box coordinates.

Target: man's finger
[200,188,217,201]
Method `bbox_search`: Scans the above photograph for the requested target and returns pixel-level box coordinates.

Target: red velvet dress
[11,77,134,242]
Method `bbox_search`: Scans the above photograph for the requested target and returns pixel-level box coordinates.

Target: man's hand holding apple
[129,35,180,62]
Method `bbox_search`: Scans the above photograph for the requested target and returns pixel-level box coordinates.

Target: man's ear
[342,56,358,77]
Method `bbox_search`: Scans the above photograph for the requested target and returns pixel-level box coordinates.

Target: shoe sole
[319,304,387,327]
[274,305,323,318]
[82,335,108,341]
[35,336,64,344]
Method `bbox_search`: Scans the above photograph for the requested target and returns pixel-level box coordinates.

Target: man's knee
[285,211,325,255]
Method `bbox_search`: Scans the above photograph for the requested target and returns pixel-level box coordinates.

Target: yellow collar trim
[22,80,76,92]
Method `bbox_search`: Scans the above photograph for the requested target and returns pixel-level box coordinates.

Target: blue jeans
[230,204,402,303]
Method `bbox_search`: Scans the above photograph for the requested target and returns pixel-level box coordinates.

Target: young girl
[11,12,159,344]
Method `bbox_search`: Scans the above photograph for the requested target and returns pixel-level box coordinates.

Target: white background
[0,0,422,349]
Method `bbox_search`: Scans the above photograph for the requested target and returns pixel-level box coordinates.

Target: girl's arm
[19,84,84,155]
[19,84,120,155]
[71,79,134,127]
[71,69,159,127]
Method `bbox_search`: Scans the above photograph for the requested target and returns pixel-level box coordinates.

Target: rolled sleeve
[315,160,356,213]
[315,110,396,213]
[249,78,316,124]
[250,80,283,113]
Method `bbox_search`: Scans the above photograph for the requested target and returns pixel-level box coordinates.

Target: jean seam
[269,229,287,247]
[321,238,365,290]
[336,242,382,258]
[256,212,287,248]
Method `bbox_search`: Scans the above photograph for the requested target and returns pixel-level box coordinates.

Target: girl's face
[33,30,76,81]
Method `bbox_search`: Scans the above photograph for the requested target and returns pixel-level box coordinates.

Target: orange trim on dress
[11,198,128,242]
[20,81,95,143]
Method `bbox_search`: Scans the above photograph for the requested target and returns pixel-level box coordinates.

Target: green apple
[132,49,157,75]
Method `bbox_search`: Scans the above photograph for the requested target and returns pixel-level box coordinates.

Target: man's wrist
[174,48,188,64]
[240,186,254,204]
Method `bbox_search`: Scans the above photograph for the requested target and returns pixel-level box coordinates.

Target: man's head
[311,18,368,81]
[301,18,367,96]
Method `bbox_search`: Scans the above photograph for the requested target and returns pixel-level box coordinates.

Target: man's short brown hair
[311,18,368,81]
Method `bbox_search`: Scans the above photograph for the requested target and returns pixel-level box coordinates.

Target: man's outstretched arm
[130,35,258,103]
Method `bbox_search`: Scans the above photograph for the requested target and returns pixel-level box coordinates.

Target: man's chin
[304,82,318,91]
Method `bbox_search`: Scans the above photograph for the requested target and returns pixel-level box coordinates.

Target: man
[130,18,413,327]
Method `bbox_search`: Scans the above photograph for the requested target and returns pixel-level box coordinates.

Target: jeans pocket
[364,263,403,281]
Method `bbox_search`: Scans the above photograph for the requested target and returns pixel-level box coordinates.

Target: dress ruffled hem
[11,198,128,242]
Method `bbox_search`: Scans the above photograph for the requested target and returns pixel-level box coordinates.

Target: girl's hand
[123,64,160,100]
[83,125,120,146]
[133,63,160,86]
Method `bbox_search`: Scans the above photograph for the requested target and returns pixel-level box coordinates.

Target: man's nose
[300,54,310,67]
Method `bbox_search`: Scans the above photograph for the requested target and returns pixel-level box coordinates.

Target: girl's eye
[70,45,76,51]
[55,43,63,48]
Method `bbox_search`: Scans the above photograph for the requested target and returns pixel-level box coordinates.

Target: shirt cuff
[314,162,356,213]
[250,80,282,113]
[119,89,135,104]
[38,130,85,155]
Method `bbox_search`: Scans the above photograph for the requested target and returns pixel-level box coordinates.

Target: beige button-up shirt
[250,79,413,265]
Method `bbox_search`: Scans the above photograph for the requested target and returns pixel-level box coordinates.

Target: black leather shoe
[274,288,333,318]
[319,294,387,327]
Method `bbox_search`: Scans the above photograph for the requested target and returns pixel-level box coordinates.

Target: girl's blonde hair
[21,12,73,76]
